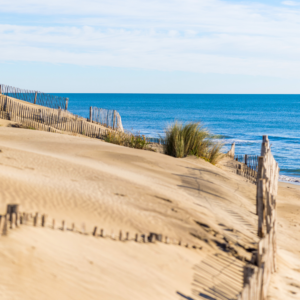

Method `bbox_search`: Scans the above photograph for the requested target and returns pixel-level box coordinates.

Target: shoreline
[279,174,300,185]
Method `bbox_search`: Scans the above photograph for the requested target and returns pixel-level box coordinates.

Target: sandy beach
[0,122,300,299]
[2,0,300,298]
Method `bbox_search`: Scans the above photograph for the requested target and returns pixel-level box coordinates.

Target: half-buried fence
[0,135,280,299]
[0,204,203,250]
[238,135,279,300]
[89,107,124,132]
[0,94,110,138]
[0,84,68,110]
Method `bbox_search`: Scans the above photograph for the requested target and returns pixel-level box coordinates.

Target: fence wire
[90,107,123,131]
[234,154,258,171]
[0,84,68,110]
[0,95,108,139]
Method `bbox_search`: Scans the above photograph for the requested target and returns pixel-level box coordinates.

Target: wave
[268,135,300,142]
[220,138,261,144]
[279,175,300,183]
[280,169,300,176]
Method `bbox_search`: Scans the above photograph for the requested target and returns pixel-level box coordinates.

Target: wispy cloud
[1,0,300,78]
[282,1,300,6]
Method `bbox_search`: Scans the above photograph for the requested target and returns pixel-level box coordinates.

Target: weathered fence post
[135,233,139,242]
[148,233,156,243]
[256,156,264,215]
[239,135,279,299]
[90,107,93,122]
[41,215,47,227]
[257,179,266,238]
[261,135,268,156]
[243,265,255,287]
[93,226,98,236]
[33,213,39,226]
[113,110,116,130]
[6,204,19,229]
[1,215,8,236]
[245,154,248,166]
[65,98,69,110]
[34,92,38,104]
[62,220,66,231]
[227,142,235,158]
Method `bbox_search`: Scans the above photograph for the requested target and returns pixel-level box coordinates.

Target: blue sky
[1,0,300,93]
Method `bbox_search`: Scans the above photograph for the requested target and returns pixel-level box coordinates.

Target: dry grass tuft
[104,131,149,150]
[164,121,223,164]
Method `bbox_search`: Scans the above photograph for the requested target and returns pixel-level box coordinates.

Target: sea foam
[279,175,300,183]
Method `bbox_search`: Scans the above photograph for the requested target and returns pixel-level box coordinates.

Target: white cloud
[1,0,300,78]
[282,1,300,6]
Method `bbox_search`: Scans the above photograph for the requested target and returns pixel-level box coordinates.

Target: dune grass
[164,122,223,164]
[104,131,149,150]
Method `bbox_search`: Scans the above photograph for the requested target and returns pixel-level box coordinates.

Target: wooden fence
[0,205,203,250]
[227,143,258,182]
[235,154,258,171]
[0,117,279,299]
[236,164,258,183]
[145,137,165,145]
[227,142,235,158]
[89,107,124,132]
[238,135,279,300]
[0,95,110,139]
[0,84,68,110]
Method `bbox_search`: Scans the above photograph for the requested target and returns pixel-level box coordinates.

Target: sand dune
[0,125,300,299]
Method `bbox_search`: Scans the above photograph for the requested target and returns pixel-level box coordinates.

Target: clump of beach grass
[164,121,223,164]
[104,131,149,150]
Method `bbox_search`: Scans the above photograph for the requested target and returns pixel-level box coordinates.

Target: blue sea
[54,93,300,180]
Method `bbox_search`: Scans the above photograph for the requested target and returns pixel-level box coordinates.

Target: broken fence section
[89,107,124,132]
[0,84,68,110]
[0,206,203,251]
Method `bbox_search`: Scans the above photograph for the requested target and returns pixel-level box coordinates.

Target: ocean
[55,93,300,181]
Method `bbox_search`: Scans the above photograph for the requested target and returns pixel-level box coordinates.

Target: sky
[1,0,300,93]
